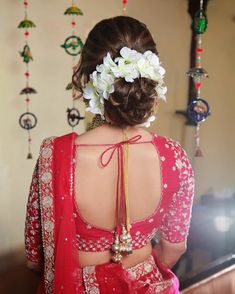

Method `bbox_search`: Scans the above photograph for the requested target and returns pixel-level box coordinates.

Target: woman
[25,16,194,293]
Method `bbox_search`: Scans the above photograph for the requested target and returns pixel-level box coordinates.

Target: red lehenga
[25,132,194,294]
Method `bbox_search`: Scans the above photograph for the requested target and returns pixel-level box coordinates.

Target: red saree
[25,132,194,293]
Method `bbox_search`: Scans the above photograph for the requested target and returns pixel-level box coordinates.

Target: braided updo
[73,16,160,127]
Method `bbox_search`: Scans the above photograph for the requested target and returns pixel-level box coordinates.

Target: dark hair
[73,16,159,127]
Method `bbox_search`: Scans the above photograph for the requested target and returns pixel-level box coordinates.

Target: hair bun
[105,78,157,126]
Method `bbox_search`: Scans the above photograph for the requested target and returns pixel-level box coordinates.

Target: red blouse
[25,133,194,263]
[73,133,194,252]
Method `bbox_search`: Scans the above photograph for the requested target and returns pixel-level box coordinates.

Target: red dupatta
[38,132,81,293]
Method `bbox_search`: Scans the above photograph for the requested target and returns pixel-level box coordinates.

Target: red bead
[25,98,31,102]
[195,82,202,89]
[24,31,29,37]
[196,47,204,53]
[122,0,128,4]
[24,1,28,6]
[28,138,32,142]
[72,21,76,26]
[25,72,30,77]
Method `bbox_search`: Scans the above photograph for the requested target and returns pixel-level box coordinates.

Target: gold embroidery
[39,137,56,294]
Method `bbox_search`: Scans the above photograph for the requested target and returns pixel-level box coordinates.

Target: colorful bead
[26,98,31,102]
[195,82,202,89]
[193,9,208,34]
[71,21,76,26]
[25,72,30,77]
[122,0,128,4]
[24,2,28,6]
[196,47,204,53]
[24,31,29,37]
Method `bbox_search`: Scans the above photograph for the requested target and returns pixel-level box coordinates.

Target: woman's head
[73,16,165,127]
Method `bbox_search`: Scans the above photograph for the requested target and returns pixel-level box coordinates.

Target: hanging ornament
[20,86,37,95]
[19,44,33,63]
[193,9,208,34]
[67,108,84,127]
[18,17,36,29]
[187,0,210,157]
[62,1,84,130]
[19,112,37,130]
[188,98,210,123]
[64,4,83,15]
[187,67,209,79]
[61,35,83,56]
[18,0,38,159]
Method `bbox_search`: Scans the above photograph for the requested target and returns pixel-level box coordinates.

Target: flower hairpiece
[83,47,167,126]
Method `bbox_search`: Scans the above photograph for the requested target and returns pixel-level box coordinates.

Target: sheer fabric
[25,132,194,293]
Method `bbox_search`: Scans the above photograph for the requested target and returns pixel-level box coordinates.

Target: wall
[0,0,234,254]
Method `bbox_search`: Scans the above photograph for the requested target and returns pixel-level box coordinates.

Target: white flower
[112,58,139,82]
[113,47,141,82]
[96,53,117,74]
[116,47,142,64]
[155,82,167,101]
[83,80,98,101]
[90,71,115,100]
[138,51,159,79]
[97,72,115,99]
[138,115,156,128]
[82,46,167,117]
[83,81,104,115]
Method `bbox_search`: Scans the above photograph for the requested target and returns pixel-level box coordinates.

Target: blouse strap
[100,134,142,167]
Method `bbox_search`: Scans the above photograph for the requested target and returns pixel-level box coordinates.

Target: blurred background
[0,0,235,293]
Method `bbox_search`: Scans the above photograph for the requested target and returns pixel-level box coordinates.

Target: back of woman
[74,126,162,268]
[25,16,194,294]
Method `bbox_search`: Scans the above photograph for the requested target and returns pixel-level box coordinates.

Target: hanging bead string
[122,0,128,16]
[18,1,37,159]
[187,0,210,157]
[62,0,84,130]
[71,0,77,119]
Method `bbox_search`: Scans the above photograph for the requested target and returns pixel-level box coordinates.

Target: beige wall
[0,0,234,254]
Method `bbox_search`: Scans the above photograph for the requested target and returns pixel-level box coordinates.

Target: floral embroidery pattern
[82,255,173,293]
[127,255,173,293]
[25,159,42,263]
[160,137,195,243]
[83,266,100,294]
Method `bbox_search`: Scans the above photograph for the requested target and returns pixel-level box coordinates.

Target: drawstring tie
[100,133,142,262]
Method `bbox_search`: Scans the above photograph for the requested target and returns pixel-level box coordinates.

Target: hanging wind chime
[187,0,210,157]
[61,0,85,130]
[18,1,38,159]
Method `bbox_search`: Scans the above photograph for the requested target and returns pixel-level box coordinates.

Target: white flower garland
[83,47,167,127]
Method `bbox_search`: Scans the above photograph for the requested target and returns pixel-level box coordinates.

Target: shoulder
[153,133,193,170]
[40,132,78,149]
[153,134,185,156]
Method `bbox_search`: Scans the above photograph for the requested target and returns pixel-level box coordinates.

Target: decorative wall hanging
[18,1,38,159]
[176,0,210,157]
[61,0,84,129]
[187,0,210,157]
